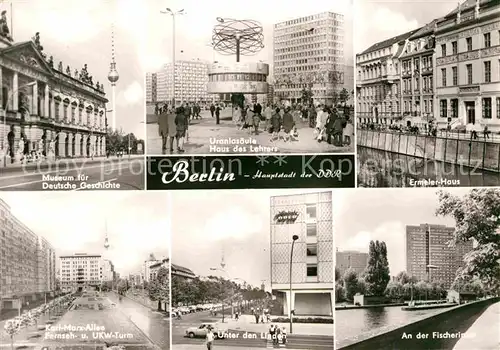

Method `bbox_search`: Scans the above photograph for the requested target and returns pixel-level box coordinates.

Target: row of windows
[440,31,499,57]
[440,97,500,119]
[402,76,434,93]
[208,73,267,83]
[402,56,433,72]
[440,60,498,86]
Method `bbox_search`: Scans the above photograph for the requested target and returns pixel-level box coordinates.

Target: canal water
[357,147,500,187]
[336,305,445,347]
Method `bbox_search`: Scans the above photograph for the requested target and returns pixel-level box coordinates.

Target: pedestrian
[270,107,281,142]
[344,118,354,146]
[264,103,273,132]
[282,107,295,142]
[215,104,221,125]
[281,327,287,344]
[206,327,214,350]
[252,106,261,135]
[175,106,188,153]
[245,107,254,134]
[269,324,276,344]
[233,106,241,127]
[210,103,215,118]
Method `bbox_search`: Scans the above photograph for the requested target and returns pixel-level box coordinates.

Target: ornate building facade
[356,30,416,125]
[399,20,438,128]
[0,20,107,164]
[435,0,500,131]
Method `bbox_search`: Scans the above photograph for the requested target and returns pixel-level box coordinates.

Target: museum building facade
[0,32,108,163]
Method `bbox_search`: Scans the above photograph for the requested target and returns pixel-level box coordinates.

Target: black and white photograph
[170,190,334,349]
[334,188,500,349]
[0,192,170,349]
[0,0,145,191]
[355,0,500,187]
[144,0,355,155]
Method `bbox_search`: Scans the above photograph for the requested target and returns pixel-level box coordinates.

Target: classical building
[143,256,160,283]
[335,249,368,277]
[356,29,417,125]
[0,19,107,164]
[0,198,56,312]
[58,253,107,292]
[149,258,169,280]
[273,12,348,105]
[406,224,473,288]
[399,20,438,128]
[435,0,500,131]
[154,60,216,105]
[270,192,333,316]
[145,72,157,104]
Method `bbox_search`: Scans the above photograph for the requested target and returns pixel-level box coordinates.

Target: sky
[354,0,462,53]
[170,189,331,290]
[0,192,169,276]
[7,0,145,139]
[143,0,354,74]
[334,188,471,276]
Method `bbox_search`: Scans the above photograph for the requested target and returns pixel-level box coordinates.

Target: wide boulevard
[171,310,334,349]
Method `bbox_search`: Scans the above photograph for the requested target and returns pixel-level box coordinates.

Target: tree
[343,269,359,301]
[300,87,313,105]
[4,319,20,350]
[230,93,245,109]
[335,267,341,282]
[335,281,345,302]
[364,240,391,296]
[385,281,403,299]
[395,271,415,285]
[116,279,128,295]
[149,267,169,311]
[436,189,500,292]
[339,88,350,106]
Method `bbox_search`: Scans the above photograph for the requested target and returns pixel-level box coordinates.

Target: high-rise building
[154,60,216,105]
[102,259,114,282]
[356,29,417,125]
[270,192,333,316]
[273,12,348,105]
[406,224,473,288]
[145,72,157,103]
[336,249,369,277]
[0,199,56,312]
[435,0,500,131]
[58,253,108,292]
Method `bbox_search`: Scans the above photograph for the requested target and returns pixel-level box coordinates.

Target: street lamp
[289,234,299,334]
[160,8,185,108]
[2,81,37,167]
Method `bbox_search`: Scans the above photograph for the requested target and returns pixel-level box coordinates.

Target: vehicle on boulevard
[185,323,228,339]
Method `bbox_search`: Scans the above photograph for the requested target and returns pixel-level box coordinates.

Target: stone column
[58,132,66,158]
[50,98,55,119]
[81,134,87,157]
[12,72,18,111]
[75,133,81,156]
[32,81,38,116]
[44,85,49,117]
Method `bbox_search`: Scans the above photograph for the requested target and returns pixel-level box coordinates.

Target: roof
[445,0,489,17]
[409,19,440,39]
[360,29,419,55]
[171,263,196,276]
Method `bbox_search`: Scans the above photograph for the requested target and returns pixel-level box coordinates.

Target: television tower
[107,24,119,131]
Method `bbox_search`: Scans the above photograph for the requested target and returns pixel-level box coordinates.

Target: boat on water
[402,301,457,311]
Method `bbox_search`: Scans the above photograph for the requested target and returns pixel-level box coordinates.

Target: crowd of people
[156,100,354,153]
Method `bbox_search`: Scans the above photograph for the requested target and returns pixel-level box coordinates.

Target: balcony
[402,70,412,78]
[421,66,433,75]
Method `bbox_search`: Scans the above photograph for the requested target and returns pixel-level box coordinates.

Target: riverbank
[336,303,405,310]
[357,128,500,173]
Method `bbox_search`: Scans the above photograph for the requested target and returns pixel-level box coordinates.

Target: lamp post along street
[289,234,299,334]
[161,8,185,108]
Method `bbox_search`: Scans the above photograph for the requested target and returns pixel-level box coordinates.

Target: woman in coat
[245,106,254,135]
[270,107,281,142]
[174,106,188,153]
[282,107,295,142]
